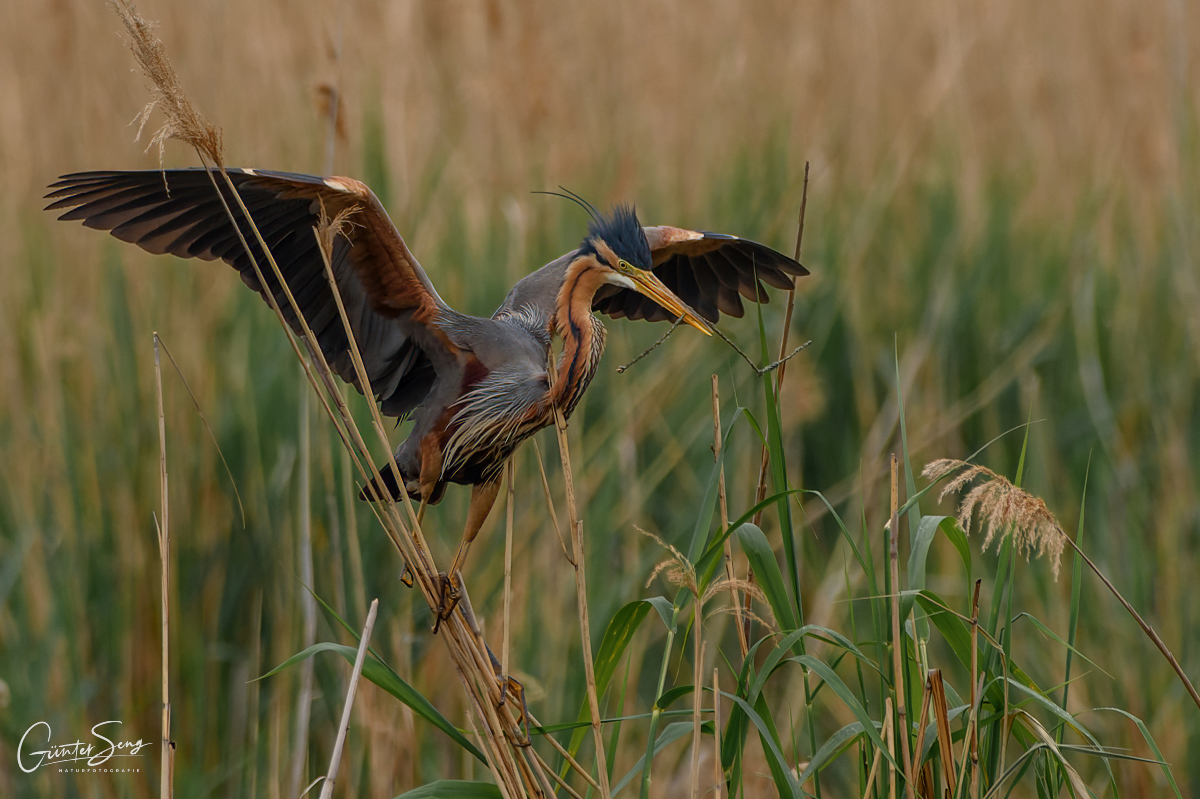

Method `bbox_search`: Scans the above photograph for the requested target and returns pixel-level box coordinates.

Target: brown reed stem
[712,668,722,799]
[889,454,915,799]
[503,459,516,688]
[1059,532,1200,712]
[712,375,747,660]
[152,333,174,799]
[970,580,981,799]
[550,394,612,798]
[290,380,315,799]
[885,696,896,799]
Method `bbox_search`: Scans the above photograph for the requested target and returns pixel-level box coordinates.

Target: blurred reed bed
[2,0,1199,796]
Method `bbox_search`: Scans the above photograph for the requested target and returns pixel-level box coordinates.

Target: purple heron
[47,168,807,622]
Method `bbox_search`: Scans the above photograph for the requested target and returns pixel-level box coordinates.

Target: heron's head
[580,205,711,335]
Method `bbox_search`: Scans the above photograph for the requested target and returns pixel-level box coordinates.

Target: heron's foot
[431,571,462,634]
[400,563,414,588]
[486,644,532,746]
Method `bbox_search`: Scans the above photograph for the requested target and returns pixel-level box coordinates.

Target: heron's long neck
[550,257,609,412]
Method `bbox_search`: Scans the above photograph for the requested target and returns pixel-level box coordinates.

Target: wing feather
[590,225,807,324]
[48,167,453,417]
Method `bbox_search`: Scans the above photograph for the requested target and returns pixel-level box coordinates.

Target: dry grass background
[2,0,1199,796]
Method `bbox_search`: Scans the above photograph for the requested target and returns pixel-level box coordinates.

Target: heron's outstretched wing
[47,168,452,417]
[592,226,808,324]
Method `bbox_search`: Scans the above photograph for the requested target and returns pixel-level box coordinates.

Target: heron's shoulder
[496,250,579,317]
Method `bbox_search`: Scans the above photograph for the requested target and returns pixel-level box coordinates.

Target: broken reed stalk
[929,670,955,790]
[548,376,612,798]
[318,598,378,799]
[152,333,174,799]
[110,3,544,793]
[910,675,932,788]
[888,454,915,799]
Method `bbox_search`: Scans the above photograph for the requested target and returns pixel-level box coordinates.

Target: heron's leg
[433,478,502,633]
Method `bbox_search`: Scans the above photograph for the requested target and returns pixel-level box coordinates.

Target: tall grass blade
[259,643,485,762]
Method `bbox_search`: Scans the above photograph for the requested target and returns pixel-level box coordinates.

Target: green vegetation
[2,2,1199,797]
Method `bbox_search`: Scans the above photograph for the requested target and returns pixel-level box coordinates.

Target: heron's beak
[631,270,712,335]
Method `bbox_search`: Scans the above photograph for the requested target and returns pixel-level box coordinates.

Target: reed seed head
[923,459,1067,579]
[110,0,223,167]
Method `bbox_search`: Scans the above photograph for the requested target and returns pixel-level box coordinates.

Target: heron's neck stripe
[553,257,605,408]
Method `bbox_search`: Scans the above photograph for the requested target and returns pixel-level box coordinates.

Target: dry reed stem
[712,668,722,799]
[751,162,810,522]
[711,375,748,660]
[969,580,981,799]
[291,377,315,799]
[318,598,378,799]
[548,384,612,798]
[531,440,574,565]
[112,5,542,793]
[747,163,810,650]
[152,333,174,799]
[528,745,584,799]
[503,459,516,689]
[888,455,915,799]
[885,696,896,799]
[152,338,246,525]
[524,709,605,794]
[862,708,885,799]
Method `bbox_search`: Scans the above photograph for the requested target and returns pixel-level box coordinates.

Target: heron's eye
[617,259,634,273]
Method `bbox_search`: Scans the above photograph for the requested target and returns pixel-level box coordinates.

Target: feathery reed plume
[110,0,222,166]
[925,458,1200,713]
[923,459,1066,579]
[640,530,766,621]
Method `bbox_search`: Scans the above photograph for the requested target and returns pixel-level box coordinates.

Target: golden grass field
[3,0,1200,796]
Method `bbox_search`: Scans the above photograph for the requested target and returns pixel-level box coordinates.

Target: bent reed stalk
[110,1,574,794]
